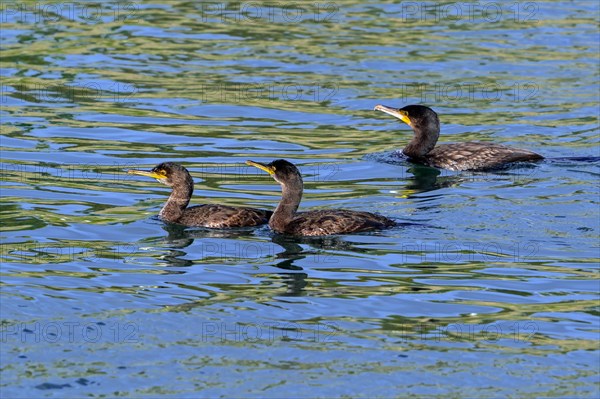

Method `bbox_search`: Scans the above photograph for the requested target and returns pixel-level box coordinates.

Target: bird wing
[285,210,395,236]
[426,142,542,171]
[177,205,271,228]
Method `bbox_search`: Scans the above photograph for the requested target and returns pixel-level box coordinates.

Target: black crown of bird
[374,104,543,171]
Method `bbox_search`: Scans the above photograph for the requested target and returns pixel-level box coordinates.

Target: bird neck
[270,179,302,233]
[403,125,440,158]
[159,182,193,223]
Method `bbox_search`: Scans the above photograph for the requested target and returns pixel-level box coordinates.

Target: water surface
[1,1,599,397]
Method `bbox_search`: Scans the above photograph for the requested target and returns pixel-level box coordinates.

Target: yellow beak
[246,160,275,175]
[127,169,166,180]
[374,104,412,127]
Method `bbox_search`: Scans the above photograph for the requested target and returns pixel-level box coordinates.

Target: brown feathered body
[410,142,543,171]
[375,104,543,171]
[130,162,271,228]
[275,209,396,236]
[166,203,272,228]
[247,159,395,236]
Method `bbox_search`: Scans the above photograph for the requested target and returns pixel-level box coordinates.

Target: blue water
[1,1,599,397]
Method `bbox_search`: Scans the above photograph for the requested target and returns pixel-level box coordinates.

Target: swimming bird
[128,162,271,228]
[374,104,544,171]
[246,159,395,236]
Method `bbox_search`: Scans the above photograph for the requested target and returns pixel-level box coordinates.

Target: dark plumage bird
[128,162,271,228]
[246,159,396,236]
[374,104,544,171]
